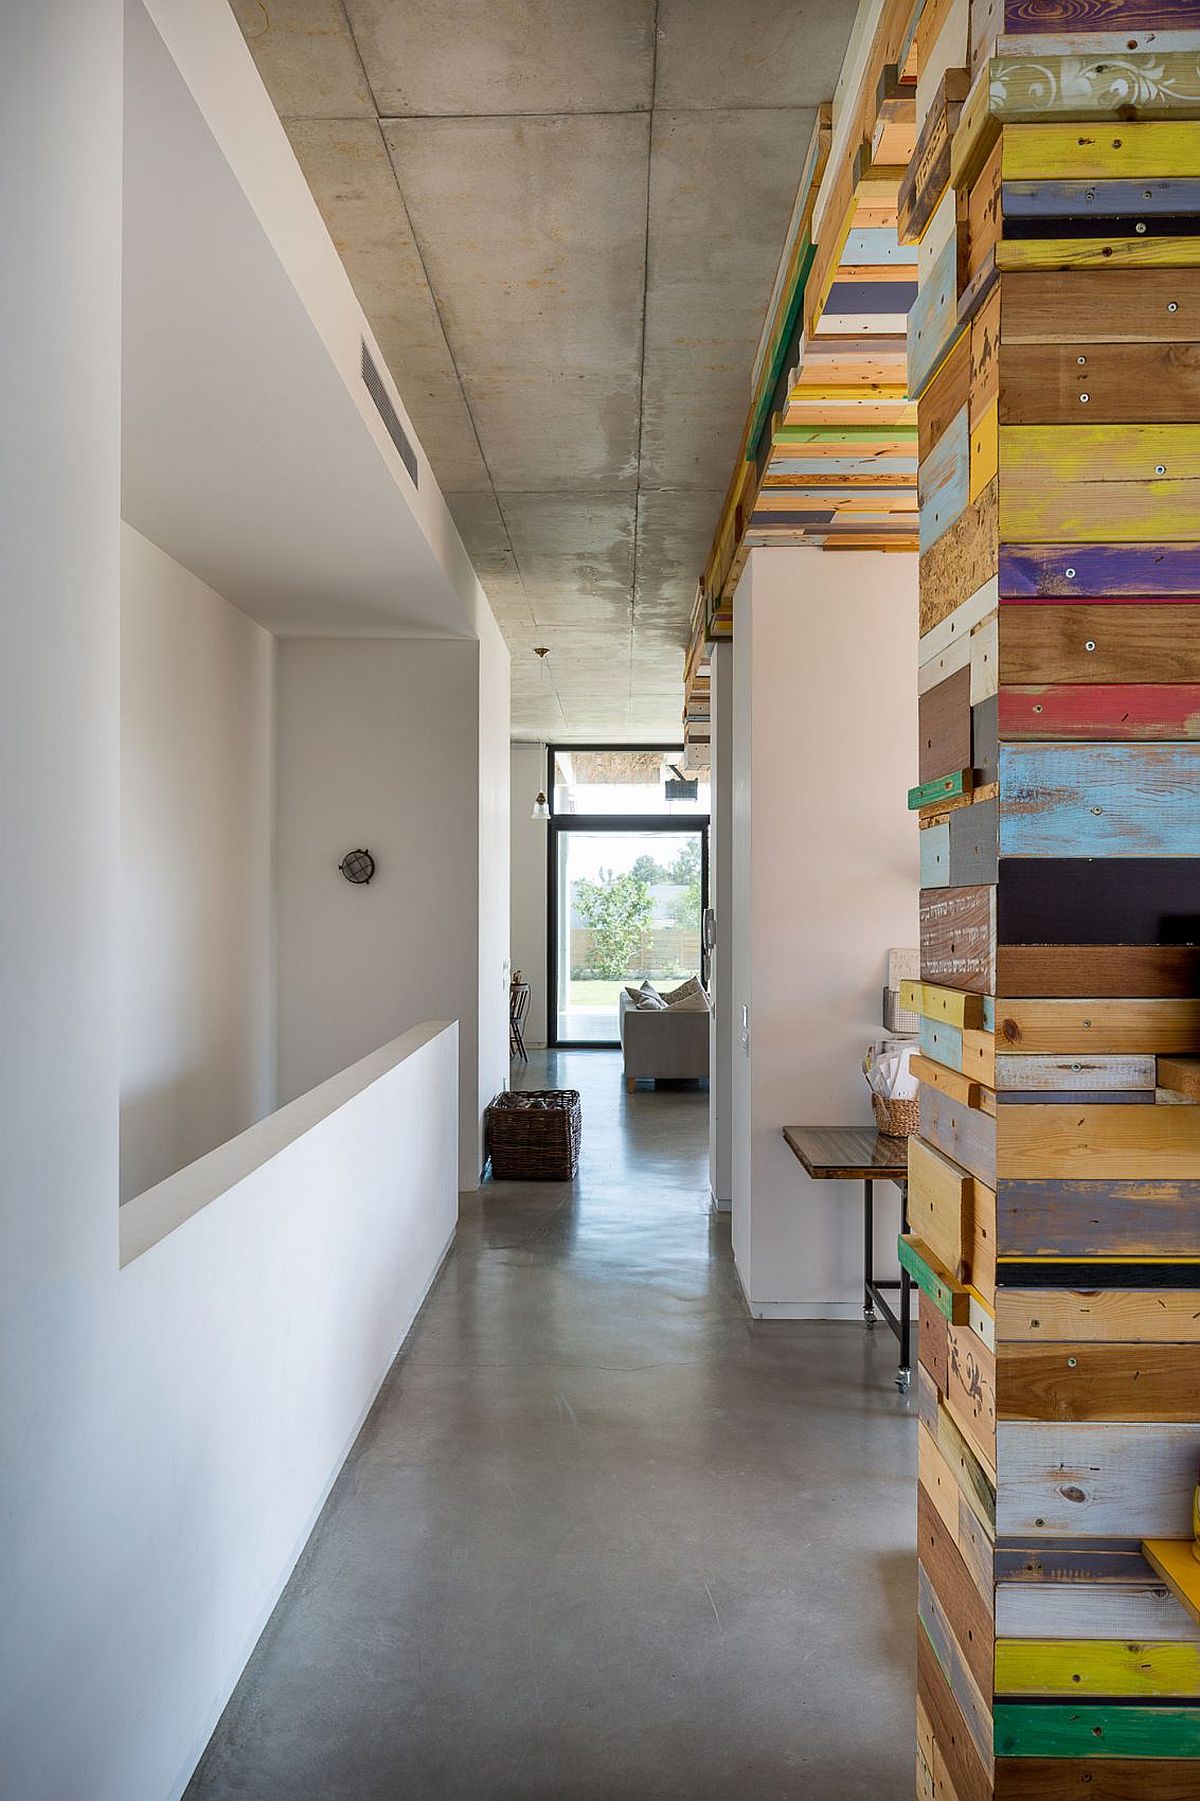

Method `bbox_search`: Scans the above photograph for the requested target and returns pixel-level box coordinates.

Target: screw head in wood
[1079,393,1089,403]
[1169,301,1179,312]
[1065,567,1077,579]
[1085,639,1096,651]
[1156,464,1167,475]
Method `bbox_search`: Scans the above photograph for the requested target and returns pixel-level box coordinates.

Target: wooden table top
[782,1125,907,1181]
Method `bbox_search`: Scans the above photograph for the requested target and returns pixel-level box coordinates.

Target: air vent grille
[361,340,418,488]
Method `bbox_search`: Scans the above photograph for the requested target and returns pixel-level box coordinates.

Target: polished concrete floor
[186,1052,916,1800]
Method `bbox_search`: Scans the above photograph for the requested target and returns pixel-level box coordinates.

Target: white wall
[731,548,919,1316]
[476,605,513,1132]
[708,643,734,1210]
[275,638,499,1187]
[121,524,275,1201]
[510,741,550,1047]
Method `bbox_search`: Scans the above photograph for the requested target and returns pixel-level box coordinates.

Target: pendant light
[531,647,552,818]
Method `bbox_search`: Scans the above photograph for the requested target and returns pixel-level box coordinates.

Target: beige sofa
[618,989,710,1091]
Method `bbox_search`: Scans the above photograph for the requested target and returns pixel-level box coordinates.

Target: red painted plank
[999,595,1200,607]
[999,685,1200,741]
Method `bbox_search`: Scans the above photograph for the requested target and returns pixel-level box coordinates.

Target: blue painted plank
[1004,178,1200,219]
[919,1016,964,1072]
[844,228,919,265]
[999,743,1200,857]
[770,457,920,476]
[907,231,963,400]
[919,405,970,556]
[915,824,944,889]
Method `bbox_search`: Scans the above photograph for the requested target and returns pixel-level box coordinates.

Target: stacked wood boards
[906,5,1200,1798]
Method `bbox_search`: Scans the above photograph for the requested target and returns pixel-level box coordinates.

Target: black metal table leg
[896,1177,911,1392]
[863,1178,876,1325]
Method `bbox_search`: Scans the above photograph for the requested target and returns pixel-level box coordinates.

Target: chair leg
[625,1076,636,1093]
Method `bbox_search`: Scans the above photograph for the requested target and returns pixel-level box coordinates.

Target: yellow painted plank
[995,1636,1200,1699]
[996,237,1200,273]
[969,397,997,504]
[1003,122,1200,183]
[1144,1540,1200,1631]
[901,979,988,1030]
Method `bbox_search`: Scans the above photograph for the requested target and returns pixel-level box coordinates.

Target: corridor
[187,1053,915,1800]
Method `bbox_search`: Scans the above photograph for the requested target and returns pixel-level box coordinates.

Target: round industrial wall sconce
[339,848,376,885]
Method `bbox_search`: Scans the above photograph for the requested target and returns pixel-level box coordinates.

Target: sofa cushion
[660,976,702,1005]
[666,989,710,1012]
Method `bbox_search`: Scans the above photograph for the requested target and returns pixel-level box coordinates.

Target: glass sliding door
[551,825,707,1046]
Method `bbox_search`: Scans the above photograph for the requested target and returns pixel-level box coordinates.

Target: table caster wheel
[863,1306,877,1327]
[895,1367,911,1394]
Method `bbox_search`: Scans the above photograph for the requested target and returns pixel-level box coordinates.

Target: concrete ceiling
[230,0,859,738]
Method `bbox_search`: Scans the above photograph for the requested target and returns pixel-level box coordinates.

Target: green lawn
[568,975,699,1009]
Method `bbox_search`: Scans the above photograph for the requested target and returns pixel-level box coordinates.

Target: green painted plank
[897,1235,970,1322]
[772,423,920,443]
[995,1701,1200,1759]
[909,769,971,810]
[746,238,816,462]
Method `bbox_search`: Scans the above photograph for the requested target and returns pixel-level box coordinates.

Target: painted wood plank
[996,1000,1200,1057]
[921,1017,997,1086]
[997,237,1200,275]
[996,1288,1200,1343]
[921,577,1000,662]
[946,1316,997,1479]
[910,229,966,400]
[970,398,998,503]
[998,1179,1200,1258]
[974,694,999,787]
[899,68,971,244]
[999,547,1200,600]
[998,743,1200,858]
[970,614,999,704]
[920,1483,995,1696]
[994,1701,1200,1760]
[998,1090,1154,1106]
[919,1424,995,1590]
[919,1566,994,1773]
[997,1636,1200,1699]
[922,1292,951,1391]
[995,860,1200,948]
[995,1421,1200,1538]
[921,665,972,784]
[1144,1540,1200,1632]
[900,1233,974,1323]
[921,885,996,993]
[994,1055,1155,1093]
[910,768,973,809]
[920,405,971,555]
[998,342,1200,428]
[1005,177,1200,220]
[997,947,1200,1000]
[998,1343,1200,1423]
[937,1392,998,1532]
[1000,426,1200,545]
[903,981,989,1030]
[1003,122,1200,183]
[922,1085,997,1187]
[998,684,1200,741]
[999,1105,1200,1181]
[921,819,952,886]
[983,48,1200,123]
[921,630,972,696]
[997,1583,1200,1645]
[1001,270,1200,345]
[949,796,999,886]
[921,481,1000,635]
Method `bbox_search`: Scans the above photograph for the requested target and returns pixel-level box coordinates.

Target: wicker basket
[872,1092,919,1139]
[487,1089,582,1180]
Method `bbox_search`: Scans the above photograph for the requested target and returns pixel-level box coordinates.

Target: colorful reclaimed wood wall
[901,3,1200,1798]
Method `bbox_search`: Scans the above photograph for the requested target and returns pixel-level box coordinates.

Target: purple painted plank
[1000,544,1200,599]
[825,281,919,314]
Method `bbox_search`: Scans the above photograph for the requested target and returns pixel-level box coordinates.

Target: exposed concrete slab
[383,113,648,492]
[499,493,634,618]
[284,118,488,491]
[656,0,859,111]
[229,0,376,118]
[634,487,725,641]
[344,0,654,116]
[642,108,813,490]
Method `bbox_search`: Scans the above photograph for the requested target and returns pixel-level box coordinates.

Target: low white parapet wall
[113,1021,459,1798]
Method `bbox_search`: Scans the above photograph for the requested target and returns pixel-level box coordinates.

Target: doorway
[546,747,710,1048]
